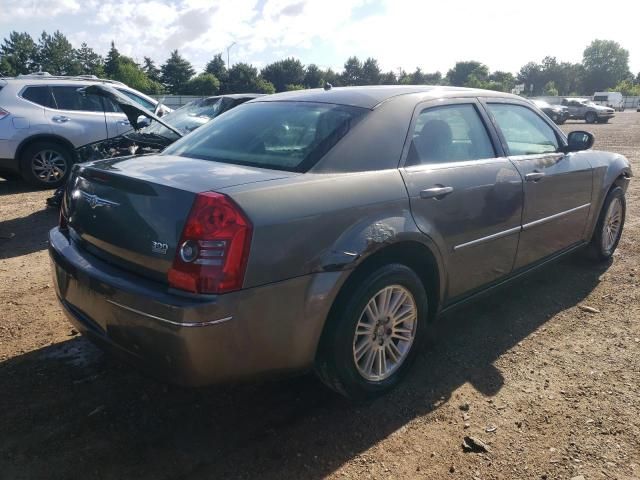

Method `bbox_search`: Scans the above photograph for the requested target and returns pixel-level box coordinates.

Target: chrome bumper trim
[106,299,233,328]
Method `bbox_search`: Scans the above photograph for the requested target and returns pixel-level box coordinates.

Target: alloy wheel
[31,149,67,184]
[352,285,418,381]
[602,197,623,253]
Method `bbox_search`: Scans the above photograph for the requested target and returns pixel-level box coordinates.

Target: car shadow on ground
[0,254,609,479]
[0,177,48,196]
[0,207,57,258]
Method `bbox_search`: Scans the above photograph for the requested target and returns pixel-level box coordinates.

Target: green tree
[341,56,363,85]
[0,31,38,75]
[160,50,195,93]
[582,39,631,93]
[36,31,79,75]
[113,58,163,94]
[303,64,324,88]
[379,70,397,85]
[142,56,161,83]
[544,81,559,96]
[185,72,220,95]
[104,41,120,78]
[488,71,515,92]
[285,84,305,91]
[360,57,381,85]
[517,61,543,95]
[226,63,274,94]
[261,57,305,92]
[322,68,341,87]
[611,79,640,96]
[205,53,227,84]
[75,42,103,76]
[447,61,488,87]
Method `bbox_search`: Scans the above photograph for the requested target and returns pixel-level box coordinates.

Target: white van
[593,92,625,111]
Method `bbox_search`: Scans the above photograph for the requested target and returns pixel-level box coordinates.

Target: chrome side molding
[106,299,233,328]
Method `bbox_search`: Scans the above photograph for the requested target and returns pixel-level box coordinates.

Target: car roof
[252,85,518,109]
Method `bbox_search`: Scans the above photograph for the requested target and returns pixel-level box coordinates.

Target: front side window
[116,89,155,111]
[487,103,559,156]
[22,86,55,108]
[406,104,495,166]
[163,101,367,172]
[50,86,104,112]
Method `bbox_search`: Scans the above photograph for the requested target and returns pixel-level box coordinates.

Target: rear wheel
[20,141,73,188]
[589,186,625,261]
[585,112,597,124]
[315,264,428,399]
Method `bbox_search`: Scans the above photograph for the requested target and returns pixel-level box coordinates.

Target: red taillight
[168,192,252,294]
[0,108,9,120]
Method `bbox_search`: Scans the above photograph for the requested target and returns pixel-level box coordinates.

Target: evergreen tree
[160,50,195,94]
[0,31,38,75]
[341,56,363,85]
[75,42,104,76]
[361,57,381,85]
[142,56,161,83]
[104,41,120,78]
[205,53,227,83]
[36,31,79,75]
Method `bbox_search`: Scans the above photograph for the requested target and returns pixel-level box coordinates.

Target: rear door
[47,85,109,147]
[400,98,523,301]
[483,100,592,269]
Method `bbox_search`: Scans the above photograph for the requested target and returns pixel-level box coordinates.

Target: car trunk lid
[65,154,294,282]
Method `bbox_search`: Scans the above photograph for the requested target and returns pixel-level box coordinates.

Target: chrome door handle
[117,120,130,126]
[51,115,69,123]
[525,171,545,182]
[420,186,454,199]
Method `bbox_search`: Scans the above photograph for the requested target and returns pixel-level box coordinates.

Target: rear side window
[163,101,367,172]
[487,104,559,156]
[50,86,104,112]
[406,104,495,166]
[22,86,55,108]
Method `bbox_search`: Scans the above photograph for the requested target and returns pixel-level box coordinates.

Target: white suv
[0,74,169,187]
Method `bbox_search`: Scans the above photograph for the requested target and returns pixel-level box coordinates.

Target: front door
[401,99,523,301]
[484,101,593,269]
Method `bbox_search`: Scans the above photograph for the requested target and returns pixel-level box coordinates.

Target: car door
[484,100,593,269]
[400,99,523,301]
[99,96,133,137]
[46,86,109,147]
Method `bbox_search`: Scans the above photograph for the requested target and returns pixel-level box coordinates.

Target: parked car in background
[593,91,624,111]
[532,99,569,124]
[0,74,171,187]
[46,87,263,207]
[50,86,631,399]
[561,98,615,124]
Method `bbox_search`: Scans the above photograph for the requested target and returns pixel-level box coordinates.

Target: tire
[19,141,73,188]
[315,263,428,399]
[589,186,625,261]
[585,112,597,124]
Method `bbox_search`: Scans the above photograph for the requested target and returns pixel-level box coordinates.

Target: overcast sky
[1,0,639,75]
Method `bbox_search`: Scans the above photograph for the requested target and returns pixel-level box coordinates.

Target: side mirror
[137,116,151,128]
[564,131,594,152]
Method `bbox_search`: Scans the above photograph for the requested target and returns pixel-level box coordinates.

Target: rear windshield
[162,101,367,172]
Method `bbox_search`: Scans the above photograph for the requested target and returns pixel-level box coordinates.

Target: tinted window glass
[406,104,495,165]
[116,89,155,110]
[163,102,367,172]
[22,86,55,108]
[488,104,559,155]
[51,86,104,112]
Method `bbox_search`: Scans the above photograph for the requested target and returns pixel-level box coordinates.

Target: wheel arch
[15,134,77,171]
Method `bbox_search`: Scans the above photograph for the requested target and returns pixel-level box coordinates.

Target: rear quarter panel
[219,169,443,291]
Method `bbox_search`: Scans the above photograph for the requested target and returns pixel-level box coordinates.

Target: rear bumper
[49,227,342,386]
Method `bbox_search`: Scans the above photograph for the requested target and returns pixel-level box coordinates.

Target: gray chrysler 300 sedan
[49,86,632,398]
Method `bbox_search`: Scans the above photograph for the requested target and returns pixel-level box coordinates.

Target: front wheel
[585,112,597,124]
[590,186,625,261]
[315,264,428,399]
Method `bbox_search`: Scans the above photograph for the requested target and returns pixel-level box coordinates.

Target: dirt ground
[1,113,639,480]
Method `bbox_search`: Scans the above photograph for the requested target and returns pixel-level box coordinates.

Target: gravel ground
[1,113,639,480]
